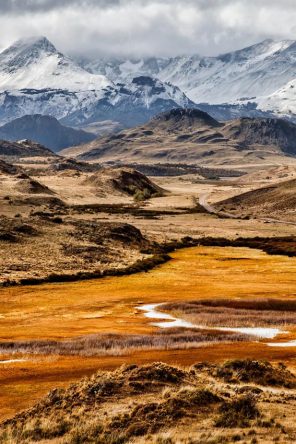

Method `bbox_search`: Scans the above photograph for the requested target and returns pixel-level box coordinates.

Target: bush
[215,396,260,428]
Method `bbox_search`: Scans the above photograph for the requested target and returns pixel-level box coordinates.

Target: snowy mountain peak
[0,36,112,93]
[1,36,58,70]
[12,36,57,53]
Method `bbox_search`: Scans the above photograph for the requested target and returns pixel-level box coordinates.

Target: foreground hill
[216,178,296,221]
[1,360,296,443]
[0,115,96,152]
[61,109,296,166]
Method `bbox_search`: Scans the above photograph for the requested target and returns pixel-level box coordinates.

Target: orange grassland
[0,246,296,420]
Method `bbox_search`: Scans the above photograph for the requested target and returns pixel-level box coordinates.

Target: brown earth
[1,145,296,438]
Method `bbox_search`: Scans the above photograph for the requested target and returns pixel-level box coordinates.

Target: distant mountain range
[0,36,194,128]
[0,35,295,142]
[79,39,296,120]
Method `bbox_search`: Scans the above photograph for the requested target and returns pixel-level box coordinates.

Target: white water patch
[0,359,27,364]
[137,303,282,339]
[267,340,296,348]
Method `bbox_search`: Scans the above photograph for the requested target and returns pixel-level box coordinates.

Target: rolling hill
[61,108,296,166]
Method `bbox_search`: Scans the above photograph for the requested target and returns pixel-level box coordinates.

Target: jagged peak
[2,36,57,56]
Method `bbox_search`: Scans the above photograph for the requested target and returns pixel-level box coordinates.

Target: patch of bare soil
[1,360,296,443]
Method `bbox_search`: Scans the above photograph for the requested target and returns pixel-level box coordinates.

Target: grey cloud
[0,0,295,58]
[0,0,120,13]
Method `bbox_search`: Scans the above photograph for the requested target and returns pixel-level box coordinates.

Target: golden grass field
[1,246,296,421]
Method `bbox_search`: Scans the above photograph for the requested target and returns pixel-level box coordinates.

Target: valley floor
[1,161,296,442]
[0,246,296,427]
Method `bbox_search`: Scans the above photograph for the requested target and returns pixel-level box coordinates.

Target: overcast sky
[1,0,296,58]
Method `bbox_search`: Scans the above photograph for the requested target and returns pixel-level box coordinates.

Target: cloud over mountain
[0,1,296,58]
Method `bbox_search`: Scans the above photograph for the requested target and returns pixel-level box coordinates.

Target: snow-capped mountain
[0,36,111,92]
[80,39,296,120]
[0,37,194,127]
[159,39,296,104]
[1,35,296,130]
[80,56,170,83]
[61,76,195,127]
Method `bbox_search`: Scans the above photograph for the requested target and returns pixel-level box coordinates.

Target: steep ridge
[61,76,195,128]
[147,108,222,131]
[0,36,111,92]
[0,115,96,152]
[223,117,296,155]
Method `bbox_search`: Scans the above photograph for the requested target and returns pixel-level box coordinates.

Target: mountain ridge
[61,108,296,165]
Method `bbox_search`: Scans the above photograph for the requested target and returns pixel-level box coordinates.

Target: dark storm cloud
[0,0,120,13]
[0,0,295,57]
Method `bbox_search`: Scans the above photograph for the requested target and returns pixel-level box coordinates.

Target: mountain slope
[216,178,296,222]
[0,114,96,151]
[62,108,296,166]
[223,117,296,155]
[61,76,196,128]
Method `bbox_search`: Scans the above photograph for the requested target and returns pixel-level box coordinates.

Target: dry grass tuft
[194,359,296,388]
[1,360,295,443]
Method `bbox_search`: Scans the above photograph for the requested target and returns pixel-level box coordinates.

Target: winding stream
[137,303,294,346]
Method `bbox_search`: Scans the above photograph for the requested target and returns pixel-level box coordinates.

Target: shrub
[215,396,260,428]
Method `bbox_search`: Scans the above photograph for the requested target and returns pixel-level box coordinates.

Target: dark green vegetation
[123,163,244,178]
